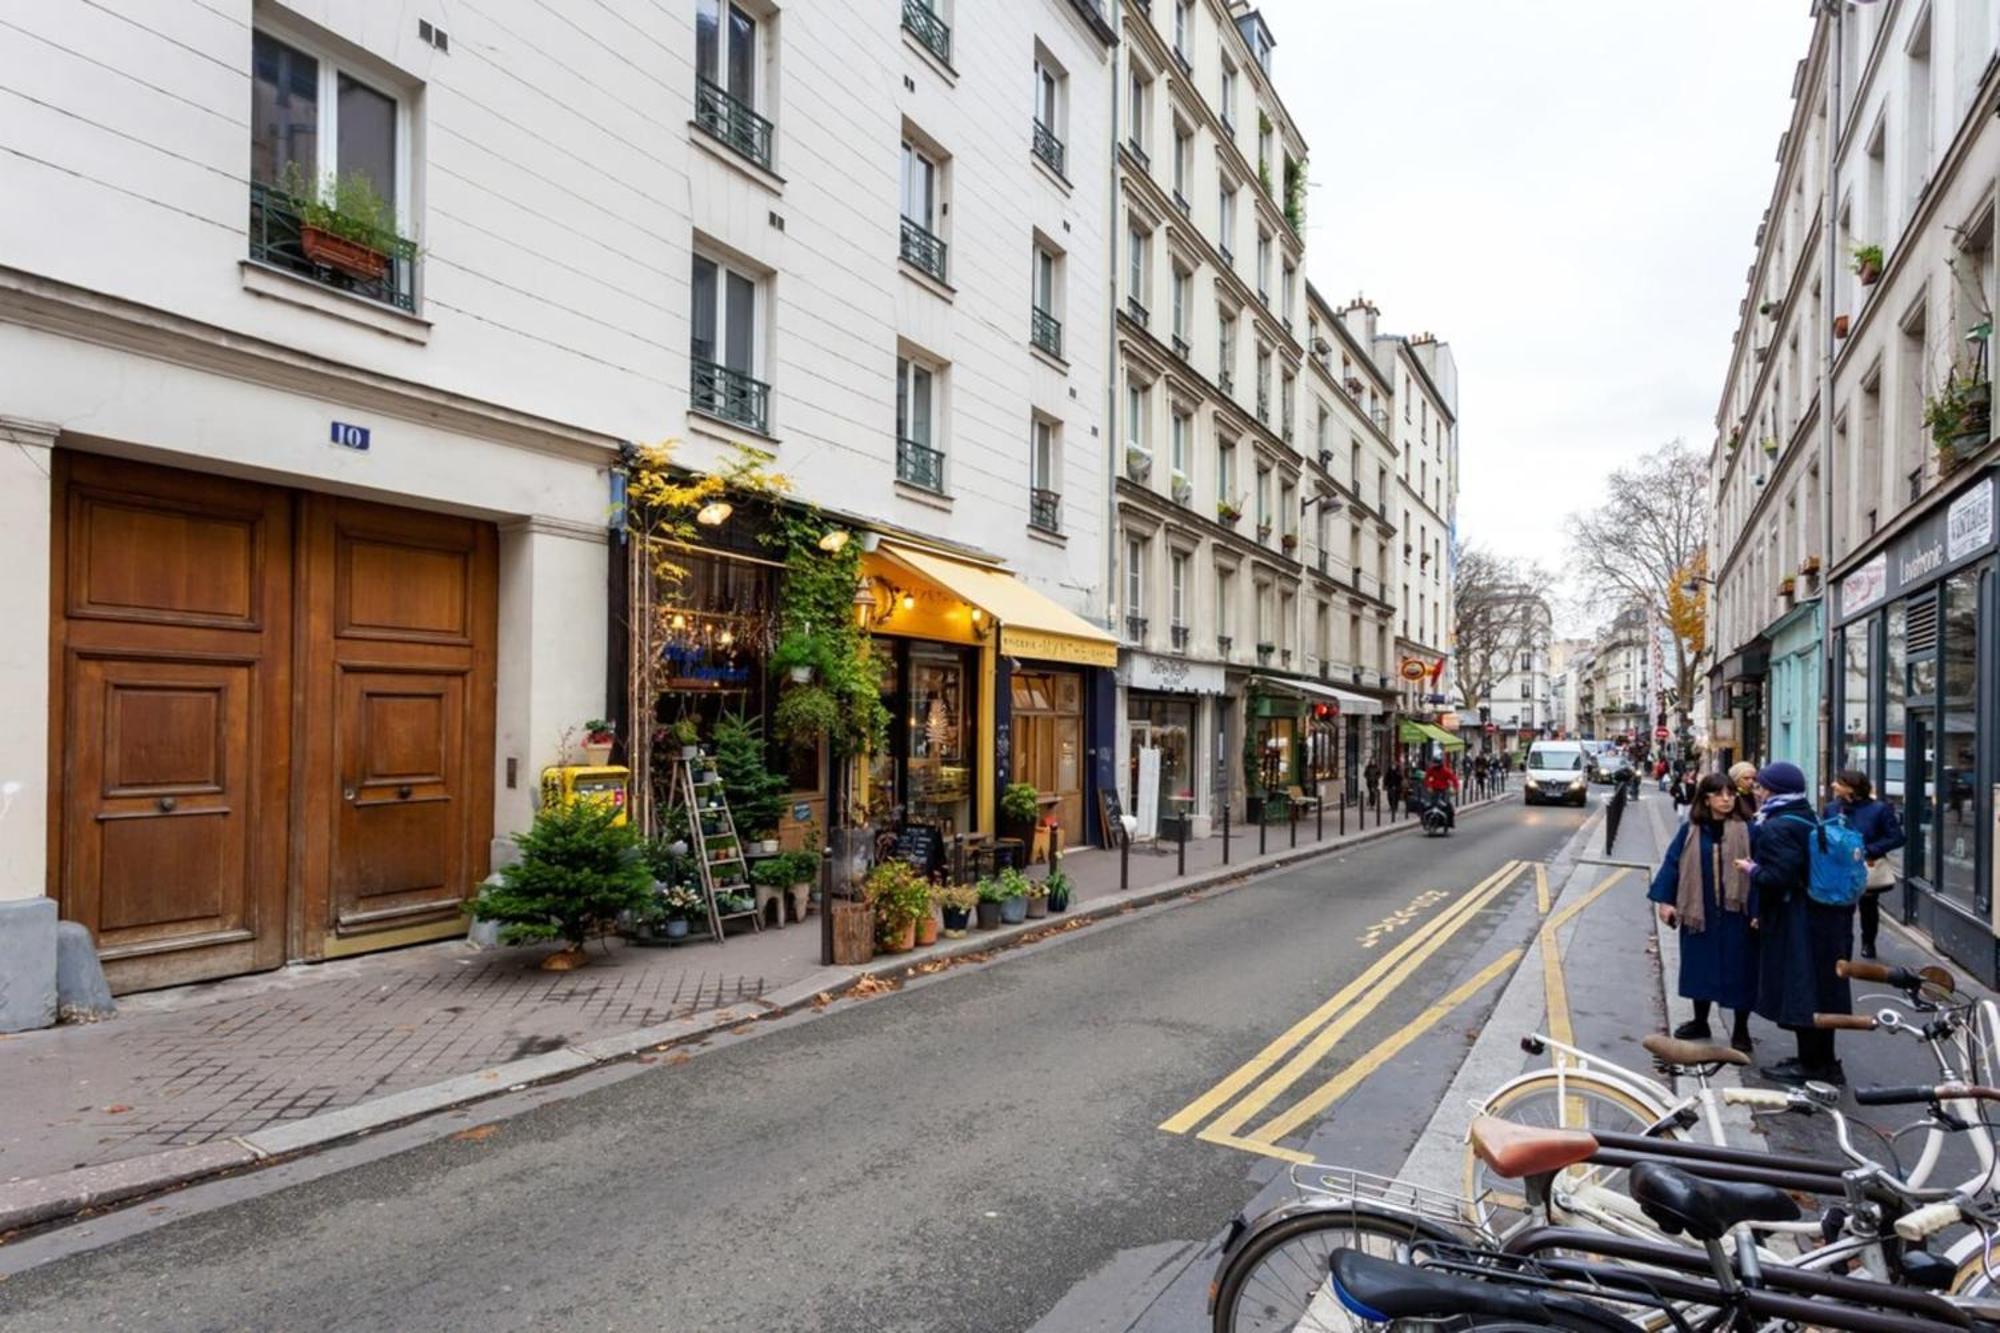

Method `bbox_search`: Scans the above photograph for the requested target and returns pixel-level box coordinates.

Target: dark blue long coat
[1824,797,1907,870]
[1750,806,1855,1029]
[1648,820,1760,1010]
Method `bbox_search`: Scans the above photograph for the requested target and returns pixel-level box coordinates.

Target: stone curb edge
[0,792,1500,1237]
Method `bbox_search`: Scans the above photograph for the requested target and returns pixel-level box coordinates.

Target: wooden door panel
[52,454,290,992]
[334,669,465,928]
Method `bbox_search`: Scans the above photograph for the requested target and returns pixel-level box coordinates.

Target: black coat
[1750,805,1855,1029]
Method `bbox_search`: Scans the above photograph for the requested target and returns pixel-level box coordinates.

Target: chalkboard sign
[889,823,944,875]
[1098,788,1127,850]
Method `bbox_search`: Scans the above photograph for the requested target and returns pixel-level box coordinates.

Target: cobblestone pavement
[3,930,811,1185]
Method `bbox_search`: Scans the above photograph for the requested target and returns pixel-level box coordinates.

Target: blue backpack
[1780,812,1868,906]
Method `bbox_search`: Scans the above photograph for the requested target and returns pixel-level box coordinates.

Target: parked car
[1523,742,1589,807]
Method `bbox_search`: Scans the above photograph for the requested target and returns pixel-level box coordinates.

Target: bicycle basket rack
[1287,1162,1483,1228]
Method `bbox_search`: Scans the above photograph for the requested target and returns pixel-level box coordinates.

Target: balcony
[1219,369,1234,395]
[1125,614,1149,642]
[897,436,945,492]
[1217,634,1233,657]
[1031,305,1063,359]
[1172,189,1191,218]
[1256,387,1270,424]
[1126,296,1150,327]
[690,355,771,434]
[1029,487,1062,534]
[1171,623,1190,652]
[1171,334,1190,360]
[900,216,948,283]
[694,77,773,171]
[1219,243,1234,268]
[903,0,951,63]
[1126,137,1151,169]
[248,181,417,313]
[1032,119,1066,176]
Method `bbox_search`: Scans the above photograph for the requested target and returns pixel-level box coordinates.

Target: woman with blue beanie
[1741,761,1853,1084]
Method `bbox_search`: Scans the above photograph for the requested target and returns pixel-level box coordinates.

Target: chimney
[1339,295,1379,345]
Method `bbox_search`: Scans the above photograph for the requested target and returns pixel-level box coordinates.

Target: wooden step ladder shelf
[675,755,761,942]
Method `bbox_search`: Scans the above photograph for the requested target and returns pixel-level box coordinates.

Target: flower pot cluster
[1852,244,1884,287]
[1925,373,1993,474]
[971,867,1071,929]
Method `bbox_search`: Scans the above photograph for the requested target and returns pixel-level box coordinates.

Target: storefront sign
[1118,651,1226,695]
[1838,474,1997,623]
[1002,626,1117,667]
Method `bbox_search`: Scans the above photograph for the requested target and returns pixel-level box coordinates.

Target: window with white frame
[1036,58,1062,138]
[1128,65,1149,153]
[1281,261,1295,323]
[1171,409,1191,484]
[690,251,768,430]
[1173,124,1192,199]
[1218,305,1236,381]
[1220,64,1237,130]
[1127,380,1150,452]
[1217,566,1234,642]
[1170,552,1188,629]
[1032,417,1058,493]
[896,354,944,489]
[694,1,767,157]
[1256,231,1271,300]
[1125,535,1147,631]
[1034,244,1059,317]
[1172,267,1190,344]
[1255,464,1272,528]
[1174,0,1192,61]
[1218,185,1236,257]
[1218,438,1236,501]
[1127,223,1149,309]
[902,140,940,234]
[1258,122,1272,184]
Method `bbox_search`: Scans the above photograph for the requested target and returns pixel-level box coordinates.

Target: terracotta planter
[1858,259,1882,286]
[877,917,917,954]
[540,947,588,972]
[1833,314,1851,340]
[1025,895,1049,919]
[300,224,390,281]
[914,912,940,947]
[582,740,613,766]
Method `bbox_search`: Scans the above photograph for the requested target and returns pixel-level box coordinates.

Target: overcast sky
[1260,0,1812,587]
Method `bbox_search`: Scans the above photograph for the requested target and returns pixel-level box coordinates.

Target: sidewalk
[0,789,1497,1233]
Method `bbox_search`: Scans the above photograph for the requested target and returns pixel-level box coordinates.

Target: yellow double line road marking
[1160,859,1529,1153]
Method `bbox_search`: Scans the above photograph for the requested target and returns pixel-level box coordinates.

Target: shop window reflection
[1937,571,1979,907]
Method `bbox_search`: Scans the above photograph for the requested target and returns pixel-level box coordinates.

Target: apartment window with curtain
[1170,552,1188,631]
[1033,56,1066,176]
[896,354,944,491]
[1031,243,1062,359]
[900,140,947,281]
[1127,223,1150,322]
[693,0,772,170]
[1125,536,1148,640]
[1030,418,1061,533]
[690,251,769,433]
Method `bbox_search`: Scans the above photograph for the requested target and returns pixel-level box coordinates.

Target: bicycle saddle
[1641,1033,1750,1069]
[1468,1115,1599,1179]
[1627,1160,1799,1241]
[1329,1249,1629,1329]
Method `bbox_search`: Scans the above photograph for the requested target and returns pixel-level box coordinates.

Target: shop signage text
[1837,475,1997,623]
[330,421,371,451]
[1003,626,1118,668]
[1117,651,1225,695]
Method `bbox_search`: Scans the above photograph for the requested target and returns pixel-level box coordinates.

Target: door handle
[343,786,357,802]
[398,784,413,800]
[156,795,177,813]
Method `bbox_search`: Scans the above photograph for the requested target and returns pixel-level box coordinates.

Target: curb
[0,792,1502,1237]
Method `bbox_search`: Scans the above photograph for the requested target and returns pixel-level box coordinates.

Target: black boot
[1672,1019,1713,1040]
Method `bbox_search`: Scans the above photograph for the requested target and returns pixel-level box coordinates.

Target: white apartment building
[1546,637,1593,739]
[1713,0,2000,980]
[1587,607,1651,744]
[0,0,1117,1019]
[1481,600,1556,756]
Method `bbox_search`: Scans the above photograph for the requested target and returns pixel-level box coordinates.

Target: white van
[1524,742,1590,807]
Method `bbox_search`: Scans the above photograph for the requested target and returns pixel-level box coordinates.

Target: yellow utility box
[540,765,632,825]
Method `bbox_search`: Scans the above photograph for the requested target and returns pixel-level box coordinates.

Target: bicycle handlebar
[1815,1012,1880,1031]
[1855,1081,2000,1105]
[1894,1199,1964,1242]
[1838,959,1920,988]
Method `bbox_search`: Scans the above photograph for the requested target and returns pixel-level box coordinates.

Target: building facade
[1713,0,2000,980]
[0,0,1121,1017]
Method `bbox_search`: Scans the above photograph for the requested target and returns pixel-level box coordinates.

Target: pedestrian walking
[1744,761,1854,1085]
[1728,760,1759,820]
[1363,760,1381,810]
[1383,764,1404,821]
[1656,758,1671,793]
[1826,769,1906,961]
[1648,773,1759,1053]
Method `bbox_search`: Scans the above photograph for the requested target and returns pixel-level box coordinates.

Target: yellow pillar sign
[540,765,632,825]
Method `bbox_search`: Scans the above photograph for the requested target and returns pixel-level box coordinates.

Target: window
[903,0,951,62]
[1280,370,1294,438]
[896,354,944,490]
[1907,13,1933,210]
[1128,65,1150,159]
[1281,261,1295,324]
[1126,380,1149,451]
[1127,224,1150,318]
[1258,123,1273,187]
[1256,231,1272,300]
[249,30,414,310]
[1172,267,1190,347]
[1255,464,1272,530]
[1174,0,1192,63]
[1217,567,1234,650]
[694,1,771,169]
[1125,535,1147,637]
[690,252,769,432]
[1256,347,1271,422]
[1218,306,1236,385]
[1172,125,1192,202]
[1170,552,1188,628]
[1033,57,1065,175]
[900,140,947,281]
[1171,410,1190,481]
[1030,418,1060,532]
[1032,244,1062,358]
[1218,438,1236,501]
[1218,186,1236,260]
[1220,64,1237,131]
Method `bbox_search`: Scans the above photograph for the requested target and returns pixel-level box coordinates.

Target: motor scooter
[1418,791,1452,837]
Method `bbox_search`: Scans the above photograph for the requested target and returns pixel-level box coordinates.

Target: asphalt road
[1,796,1591,1332]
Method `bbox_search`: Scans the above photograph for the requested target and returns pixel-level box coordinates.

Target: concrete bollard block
[55,920,116,1022]
[0,897,58,1032]
[466,872,505,947]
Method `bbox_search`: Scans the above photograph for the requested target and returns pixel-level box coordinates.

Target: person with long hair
[1744,761,1853,1084]
[1826,768,1906,960]
[1648,772,1760,1052]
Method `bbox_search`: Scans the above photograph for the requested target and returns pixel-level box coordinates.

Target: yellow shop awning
[877,542,1119,668]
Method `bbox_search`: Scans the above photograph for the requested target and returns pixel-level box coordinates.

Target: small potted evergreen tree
[469,799,653,969]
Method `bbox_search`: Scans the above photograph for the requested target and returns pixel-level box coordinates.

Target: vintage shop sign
[1837,475,1996,623]
[1115,651,1226,695]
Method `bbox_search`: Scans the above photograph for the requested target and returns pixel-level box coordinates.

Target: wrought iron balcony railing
[1125,614,1149,642]
[1172,189,1191,218]
[903,0,951,63]
[1171,334,1190,360]
[690,355,771,434]
[1256,387,1270,423]
[248,181,417,312]
[1032,119,1066,176]
[897,435,946,492]
[900,215,948,283]
[1171,624,1190,652]
[1029,487,1062,533]
[1217,634,1233,656]
[1031,305,1063,359]
[1126,296,1149,327]
[694,77,774,170]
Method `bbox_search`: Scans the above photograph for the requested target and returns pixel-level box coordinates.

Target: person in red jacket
[1423,757,1459,829]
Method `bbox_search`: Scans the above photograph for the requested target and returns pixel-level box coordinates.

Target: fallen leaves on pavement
[450,1123,502,1143]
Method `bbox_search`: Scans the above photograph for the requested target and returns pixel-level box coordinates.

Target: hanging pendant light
[696,500,733,526]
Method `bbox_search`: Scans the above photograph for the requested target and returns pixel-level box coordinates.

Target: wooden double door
[1010,669,1083,847]
[51,454,497,992]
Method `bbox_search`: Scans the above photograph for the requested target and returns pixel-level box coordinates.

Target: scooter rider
[1422,756,1459,830]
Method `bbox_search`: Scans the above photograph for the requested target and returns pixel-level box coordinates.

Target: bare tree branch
[1453,543,1552,714]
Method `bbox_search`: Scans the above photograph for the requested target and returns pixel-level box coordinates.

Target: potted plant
[937,884,978,936]
[1001,781,1042,846]
[974,878,1006,930]
[712,711,786,854]
[1125,444,1153,482]
[1760,436,1779,459]
[1778,575,1797,605]
[1045,868,1073,913]
[1217,497,1243,526]
[467,798,654,970]
[914,882,941,946]
[649,883,706,940]
[276,161,406,282]
[1171,470,1193,504]
[1924,370,1993,468]
[1834,313,1851,340]
[1022,875,1050,919]
[996,868,1029,925]
[1852,244,1884,286]
[866,860,930,954]
[1725,426,1741,454]
[1280,532,1299,554]
[580,719,615,766]
[771,630,820,685]
[672,718,701,761]
[1799,554,1823,580]
[1257,519,1274,542]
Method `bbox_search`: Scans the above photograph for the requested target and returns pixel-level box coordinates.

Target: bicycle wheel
[1212,1200,1472,1333]
[1465,1071,1674,1236]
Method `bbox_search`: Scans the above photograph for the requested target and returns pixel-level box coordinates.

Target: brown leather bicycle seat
[1642,1033,1750,1068]
[1468,1115,1599,1179]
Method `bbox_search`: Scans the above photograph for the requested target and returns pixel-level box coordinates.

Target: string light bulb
[696,500,733,526]
[670,613,687,629]
[901,592,915,611]
[818,529,850,552]
[970,607,984,624]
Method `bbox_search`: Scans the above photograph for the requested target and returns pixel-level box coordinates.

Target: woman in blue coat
[1744,761,1854,1085]
[1826,768,1906,960]
[1649,773,1759,1052]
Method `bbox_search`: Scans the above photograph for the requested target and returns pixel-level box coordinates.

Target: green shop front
[1243,677,1383,819]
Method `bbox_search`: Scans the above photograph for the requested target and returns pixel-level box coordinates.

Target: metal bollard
[1221,800,1231,865]
[1259,805,1267,856]
[1319,793,1326,841]
[1289,799,1298,849]
[1177,814,1187,878]
[1120,828,1130,891]
[1605,782,1627,854]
